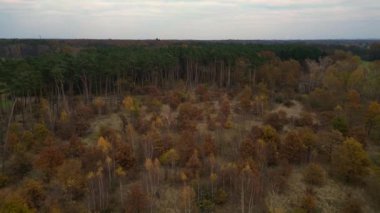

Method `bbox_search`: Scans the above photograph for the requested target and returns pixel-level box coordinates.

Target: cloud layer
[0,0,379,39]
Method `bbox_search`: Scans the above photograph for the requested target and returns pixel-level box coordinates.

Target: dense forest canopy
[1,40,380,212]
[0,42,328,97]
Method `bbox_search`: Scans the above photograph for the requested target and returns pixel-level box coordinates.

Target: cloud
[0,0,379,39]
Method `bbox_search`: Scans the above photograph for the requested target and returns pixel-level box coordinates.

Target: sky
[0,0,379,40]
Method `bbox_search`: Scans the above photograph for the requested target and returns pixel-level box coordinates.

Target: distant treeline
[0,41,379,100]
[0,43,323,98]
[0,39,379,60]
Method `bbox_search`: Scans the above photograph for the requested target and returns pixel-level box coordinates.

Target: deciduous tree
[332,138,370,183]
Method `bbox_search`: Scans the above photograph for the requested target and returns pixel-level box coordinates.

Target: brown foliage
[239,86,252,112]
[203,134,216,157]
[134,118,150,135]
[7,131,21,153]
[81,147,104,172]
[281,128,316,164]
[177,102,202,131]
[207,115,217,131]
[20,178,46,209]
[365,172,380,209]
[301,188,317,213]
[63,135,86,158]
[93,97,106,115]
[143,85,162,97]
[145,98,162,113]
[317,130,344,163]
[302,163,326,186]
[309,88,337,111]
[115,142,136,171]
[196,84,210,102]
[34,145,65,178]
[32,123,50,144]
[56,122,75,140]
[264,110,288,131]
[218,94,231,126]
[126,182,150,213]
[185,150,202,178]
[267,160,292,193]
[176,131,197,165]
[56,159,86,200]
[262,125,281,166]
[295,112,315,127]
[346,89,361,109]
[240,138,255,160]
[248,125,263,141]
[74,118,90,136]
[166,90,184,110]
[6,152,33,180]
[348,126,367,147]
[341,194,363,213]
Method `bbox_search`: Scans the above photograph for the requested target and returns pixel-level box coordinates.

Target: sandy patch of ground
[272,100,304,119]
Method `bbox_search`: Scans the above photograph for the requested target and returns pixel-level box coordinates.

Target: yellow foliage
[332,137,370,182]
[40,98,50,111]
[367,101,380,118]
[97,136,111,153]
[59,110,69,123]
[96,166,103,177]
[335,105,343,112]
[93,97,105,107]
[159,148,179,165]
[210,172,217,183]
[223,118,233,129]
[153,116,164,128]
[87,172,95,180]
[123,96,135,111]
[180,171,188,182]
[116,166,126,177]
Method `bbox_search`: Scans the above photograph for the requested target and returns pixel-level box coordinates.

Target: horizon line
[1,38,380,41]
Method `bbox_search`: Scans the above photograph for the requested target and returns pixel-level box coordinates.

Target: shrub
[300,188,317,213]
[214,189,228,205]
[268,161,292,193]
[0,175,9,188]
[198,199,215,212]
[365,171,380,209]
[195,84,210,102]
[264,110,288,131]
[348,126,367,147]
[341,194,363,213]
[92,97,106,115]
[74,118,90,136]
[295,112,314,127]
[75,103,94,120]
[302,163,325,186]
[177,103,202,131]
[332,116,348,135]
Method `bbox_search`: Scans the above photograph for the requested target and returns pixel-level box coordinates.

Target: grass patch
[0,99,12,110]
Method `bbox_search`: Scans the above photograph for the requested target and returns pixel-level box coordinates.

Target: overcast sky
[0,0,379,39]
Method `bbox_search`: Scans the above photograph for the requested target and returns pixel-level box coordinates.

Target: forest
[1,40,380,212]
